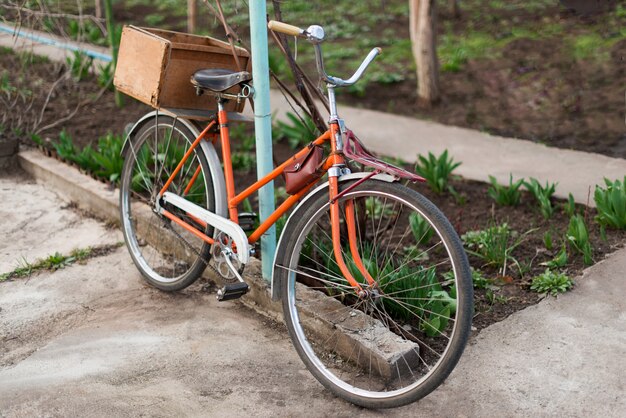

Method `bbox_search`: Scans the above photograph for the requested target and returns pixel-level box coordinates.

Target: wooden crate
[114,26,250,113]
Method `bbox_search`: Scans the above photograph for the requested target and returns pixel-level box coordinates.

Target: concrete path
[1,166,625,417]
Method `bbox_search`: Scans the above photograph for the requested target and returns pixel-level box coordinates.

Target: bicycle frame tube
[158,121,216,198]
[158,111,371,294]
[158,111,333,246]
[227,130,331,244]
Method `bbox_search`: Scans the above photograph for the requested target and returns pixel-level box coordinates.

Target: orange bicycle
[119,20,473,408]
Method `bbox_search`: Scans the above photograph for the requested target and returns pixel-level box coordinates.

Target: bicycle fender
[121,111,227,219]
[270,172,397,301]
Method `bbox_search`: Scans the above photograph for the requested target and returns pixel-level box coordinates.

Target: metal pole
[248,0,276,281]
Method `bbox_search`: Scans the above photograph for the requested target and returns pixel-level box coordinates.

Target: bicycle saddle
[191,69,251,92]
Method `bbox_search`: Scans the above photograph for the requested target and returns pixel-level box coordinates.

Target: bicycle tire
[120,115,216,291]
[275,179,473,408]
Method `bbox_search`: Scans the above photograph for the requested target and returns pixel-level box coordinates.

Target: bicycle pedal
[238,212,257,231]
[216,282,249,301]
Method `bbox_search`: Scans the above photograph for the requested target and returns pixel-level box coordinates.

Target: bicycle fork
[327,121,378,298]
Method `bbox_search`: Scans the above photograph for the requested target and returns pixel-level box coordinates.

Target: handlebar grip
[268,20,305,37]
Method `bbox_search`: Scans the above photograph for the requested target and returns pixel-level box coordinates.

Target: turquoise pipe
[0,23,112,62]
[248,0,276,281]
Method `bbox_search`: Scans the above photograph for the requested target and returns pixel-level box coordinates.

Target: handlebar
[268,20,381,88]
[267,20,305,37]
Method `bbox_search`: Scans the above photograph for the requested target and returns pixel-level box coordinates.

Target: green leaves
[414,150,461,194]
[524,177,557,219]
[52,129,77,160]
[488,174,524,206]
[52,130,124,184]
[594,177,626,230]
[274,112,317,149]
[91,133,124,183]
[462,223,532,277]
[65,50,93,82]
[409,212,434,246]
[567,215,593,265]
[531,269,573,296]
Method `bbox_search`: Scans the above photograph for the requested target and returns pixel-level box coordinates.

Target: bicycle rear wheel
[275,179,473,408]
[120,115,216,291]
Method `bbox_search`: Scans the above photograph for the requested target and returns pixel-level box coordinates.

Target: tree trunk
[94,0,103,19]
[187,0,197,33]
[410,0,440,107]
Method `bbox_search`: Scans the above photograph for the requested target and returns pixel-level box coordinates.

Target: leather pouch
[283,145,324,194]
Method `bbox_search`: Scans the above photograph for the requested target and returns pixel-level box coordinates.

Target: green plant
[542,244,568,269]
[320,242,455,337]
[414,150,461,194]
[231,152,256,172]
[0,257,33,282]
[97,62,114,91]
[487,174,524,206]
[444,267,490,289]
[53,130,77,160]
[92,133,124,183]
[0,71,15,96]
[485,288,508,305]
[365,196,395,220]
[41,252,75,270]
[571,34,609,62]
[563,193,577,217]
[73,145,99,173]
[462,223,528,276]
[594,177,626,230]
[566,215,593,265]
[274,112,316,149]
[439,33,494,72]
[70,247,93,261]
[1,244,120,282]
[530,269,573,296]
[524,178,557,219]
[66,50,93,81]
[408,212,434,246]
[543,230,553,251]
[144,13,166,26]
[30,134,43,146]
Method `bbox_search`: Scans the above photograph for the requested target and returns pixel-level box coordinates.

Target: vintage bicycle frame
[156,99,373,293]
[156,23,390,294]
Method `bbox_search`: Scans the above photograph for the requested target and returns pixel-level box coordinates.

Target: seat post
[216,98,239,223]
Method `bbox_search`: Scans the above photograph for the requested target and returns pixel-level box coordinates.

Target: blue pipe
[248,1,276,281]
[0,23,112,62]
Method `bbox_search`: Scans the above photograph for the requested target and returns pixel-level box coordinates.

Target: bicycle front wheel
[275,179,473,408]
[120,115,216,291]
